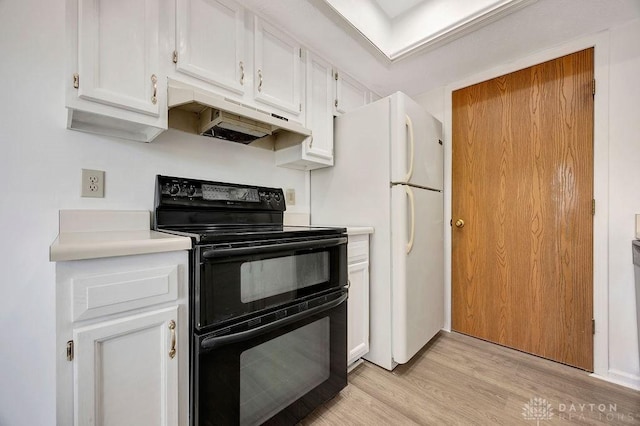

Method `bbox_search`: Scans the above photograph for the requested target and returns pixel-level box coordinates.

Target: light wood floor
[301,332,640,425]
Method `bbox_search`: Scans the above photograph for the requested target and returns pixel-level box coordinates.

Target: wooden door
[451,48,594,370]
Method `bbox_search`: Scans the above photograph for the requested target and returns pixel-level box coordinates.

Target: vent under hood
[167,79,311,150]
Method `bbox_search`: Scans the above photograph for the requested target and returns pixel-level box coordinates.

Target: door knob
[455,219,465,228]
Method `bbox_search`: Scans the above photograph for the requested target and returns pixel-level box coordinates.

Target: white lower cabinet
[347,232,371,367]
[74,307,179,426]
[56,251,189,426]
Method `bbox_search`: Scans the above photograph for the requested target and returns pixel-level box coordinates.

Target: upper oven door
[195,235,347,331]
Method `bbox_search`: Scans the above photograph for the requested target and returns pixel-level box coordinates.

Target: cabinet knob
[151,74,158,105]
[168,319,176,359]
[455,219,465,228]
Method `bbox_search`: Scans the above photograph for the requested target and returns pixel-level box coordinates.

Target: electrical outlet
[81,169,105,198]
[285,188,296,205]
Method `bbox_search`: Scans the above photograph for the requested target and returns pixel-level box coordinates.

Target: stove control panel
[156,175,285,211]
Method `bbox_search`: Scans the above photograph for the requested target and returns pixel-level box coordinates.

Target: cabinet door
[347,261,370,365]
[77,0,160,116]
[334,70,368,115]
[176,0,245,94]
[305,54,334,162]
[254,17,302,115]
[74,306,179,426]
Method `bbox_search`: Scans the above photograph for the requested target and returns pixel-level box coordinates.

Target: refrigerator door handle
[403,115,415,182]
[406,185,415,253]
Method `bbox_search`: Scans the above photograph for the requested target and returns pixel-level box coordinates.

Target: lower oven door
[193,290,348,426]
[196,235,347,330]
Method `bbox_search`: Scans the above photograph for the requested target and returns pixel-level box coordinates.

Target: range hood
[167,79,311,150]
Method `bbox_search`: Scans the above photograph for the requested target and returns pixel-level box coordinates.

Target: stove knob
[274,193,281,202]
[187,186,196,197]
[170,184,180,195]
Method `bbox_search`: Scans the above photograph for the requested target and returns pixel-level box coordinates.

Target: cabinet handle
[239,61,244,85]
[151,74,158,105]
[168,320,176,359]
[258,69,263,92]
[309,136,313,148]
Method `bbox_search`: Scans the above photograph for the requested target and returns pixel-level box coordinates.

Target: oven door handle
[200,292,348,350]
[201,236,348,259]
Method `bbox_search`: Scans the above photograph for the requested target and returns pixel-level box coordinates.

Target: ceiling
[239,0,640,97]
[323,0,539,61]
[373,0,424,19]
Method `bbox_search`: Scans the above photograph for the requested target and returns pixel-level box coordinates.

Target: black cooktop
[153,175,345,244]
[157,224,346,244]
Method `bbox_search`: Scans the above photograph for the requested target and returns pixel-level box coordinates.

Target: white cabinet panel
[254,17,302,115]
[176,0,245,94]
[346,233,371,367]
[334,70,368,115]
[74,306,179,426]
[77,0,160,116]
[71,265,179,321]
[347,261,369,366]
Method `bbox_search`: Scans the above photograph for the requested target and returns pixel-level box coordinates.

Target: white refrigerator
[311,92,444,370]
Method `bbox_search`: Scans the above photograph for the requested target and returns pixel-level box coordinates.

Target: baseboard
[590,369,640,391]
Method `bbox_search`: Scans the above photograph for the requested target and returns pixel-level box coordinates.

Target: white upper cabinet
[334,70,369,115]
[275,52,333,170]
[254,17,303,115]
[305,53,334,162]
[66,0,165,141]
[77,0,160,115]
[175,0,245,94]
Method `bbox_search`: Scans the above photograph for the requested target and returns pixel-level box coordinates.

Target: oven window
[239,317,330,426]
[240,252,330,303]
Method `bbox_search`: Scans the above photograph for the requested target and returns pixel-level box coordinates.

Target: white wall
[414,86,445,122]
[0,0,308,424]
[607,17,640,385]
[418,18,640,389]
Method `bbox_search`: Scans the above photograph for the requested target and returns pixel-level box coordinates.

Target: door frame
[443,31,610,379]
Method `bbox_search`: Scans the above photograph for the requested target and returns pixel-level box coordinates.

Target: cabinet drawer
[72,265,179,322]
[347,240,369,264]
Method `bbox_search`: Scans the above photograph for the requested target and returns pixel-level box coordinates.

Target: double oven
[154,175,348,425]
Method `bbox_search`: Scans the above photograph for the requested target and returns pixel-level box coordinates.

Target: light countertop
[344,226,374,236]
[49,210,192,262]
[311,225,374,236]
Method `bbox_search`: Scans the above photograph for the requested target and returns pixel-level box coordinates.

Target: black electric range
[153,175,345,243]
[153,175,349,426]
